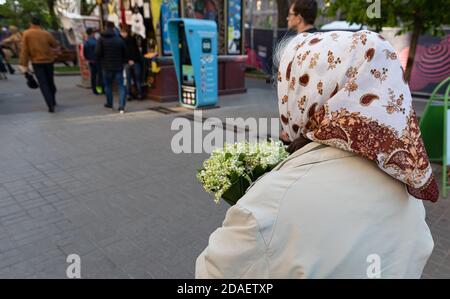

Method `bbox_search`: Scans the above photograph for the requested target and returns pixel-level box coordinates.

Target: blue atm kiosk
[168,18,218,108]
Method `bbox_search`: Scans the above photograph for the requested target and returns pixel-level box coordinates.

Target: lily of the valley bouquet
[197,140,289,205]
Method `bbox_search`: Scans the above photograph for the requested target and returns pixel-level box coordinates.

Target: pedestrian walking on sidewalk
[19,17,59,113]
[120,26,143,101]
[96,21,127,114]
[84,28,103,95]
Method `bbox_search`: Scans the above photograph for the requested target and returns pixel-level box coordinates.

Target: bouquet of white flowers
[197,140,289,205]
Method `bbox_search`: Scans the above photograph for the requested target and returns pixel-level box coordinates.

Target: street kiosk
[168,18,218,108]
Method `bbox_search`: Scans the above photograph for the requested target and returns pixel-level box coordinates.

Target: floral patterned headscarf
[277,30,438,202]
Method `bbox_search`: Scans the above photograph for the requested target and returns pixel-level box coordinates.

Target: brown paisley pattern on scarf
[289,77,296,90]
[309,53,320,69]
[298,95,307,113]
[365,48,375,62]
[297,50,311,67]
[344,67,359,95]
[309,38,322,45]
[371,67,388,84]
[350,32,368,52]
[299,74,310,87]
[303,104,438,201]
[384,88,405,114]
[360,93,379,106]
[317,81,323,95]
[327,50,341,70]
[330,83,339,98]
[383,49,398,60]
[295,39,308,51]
[330,32,339,41]
[286,60,293,81]
[407,176,439,203]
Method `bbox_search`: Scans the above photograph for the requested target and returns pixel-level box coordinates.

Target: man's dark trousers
[89,62,103,94]
[33,63,56,109]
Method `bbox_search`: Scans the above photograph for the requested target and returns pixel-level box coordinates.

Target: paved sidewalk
[0,73,448,278]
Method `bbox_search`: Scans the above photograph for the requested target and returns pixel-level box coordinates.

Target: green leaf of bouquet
[229,172,238,183]
[251,165,267,180]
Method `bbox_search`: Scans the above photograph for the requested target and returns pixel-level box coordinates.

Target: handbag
[25,72,39,89]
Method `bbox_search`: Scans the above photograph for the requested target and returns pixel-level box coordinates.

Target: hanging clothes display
[107,1,120,27]
[131,7,146,38]
[150,0,163,35]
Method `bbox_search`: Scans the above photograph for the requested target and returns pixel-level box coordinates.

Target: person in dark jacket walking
[96,22,127,113]
[84,28,103,95]
[120,27,143,101]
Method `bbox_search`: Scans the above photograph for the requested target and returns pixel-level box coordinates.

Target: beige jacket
[196,142,434,279]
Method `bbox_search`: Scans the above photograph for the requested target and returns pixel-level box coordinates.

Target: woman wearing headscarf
[195,30,438,279]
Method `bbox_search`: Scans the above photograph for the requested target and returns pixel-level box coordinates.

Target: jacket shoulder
[22,29,32,38]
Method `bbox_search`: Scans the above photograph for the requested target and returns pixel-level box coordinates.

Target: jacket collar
[275,142,356,170]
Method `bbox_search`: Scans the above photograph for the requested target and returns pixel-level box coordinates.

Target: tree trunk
[405,21,421,83]
[46,0,59,29]
[249,0,255,63]
[13,1,18,26]
[276,0,289,29]
[213,0,225,55]
[81,0,97,16]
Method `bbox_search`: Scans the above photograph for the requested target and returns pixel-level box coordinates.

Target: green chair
[419,77,450,197]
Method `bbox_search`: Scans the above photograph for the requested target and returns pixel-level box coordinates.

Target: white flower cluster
[197,140,289,203]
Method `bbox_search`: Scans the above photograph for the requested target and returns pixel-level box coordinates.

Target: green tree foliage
[0,0,58,29]
[324,0,450,81]
[80,0,97,16]
[45,0,59,30]
[0,0,96,30]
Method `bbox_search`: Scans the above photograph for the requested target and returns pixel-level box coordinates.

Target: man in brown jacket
[20,17,59,113]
